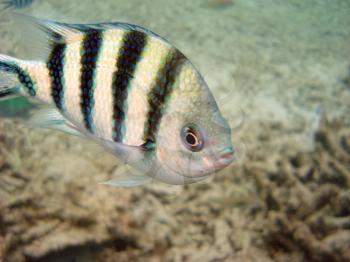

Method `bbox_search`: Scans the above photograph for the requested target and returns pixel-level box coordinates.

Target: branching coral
[250,117,350,262]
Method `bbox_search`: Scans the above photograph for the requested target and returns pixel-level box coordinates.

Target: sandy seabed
[0,0,349,261]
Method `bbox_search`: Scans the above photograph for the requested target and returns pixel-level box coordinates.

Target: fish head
[148,61,235,185]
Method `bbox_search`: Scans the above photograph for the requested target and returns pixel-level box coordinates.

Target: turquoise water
[0,0,349,261]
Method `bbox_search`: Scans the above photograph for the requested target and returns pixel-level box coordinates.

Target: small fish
[0,15,234,186]
[2,0,34,9]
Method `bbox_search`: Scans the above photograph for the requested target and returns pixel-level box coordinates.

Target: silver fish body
[0,16,234,186]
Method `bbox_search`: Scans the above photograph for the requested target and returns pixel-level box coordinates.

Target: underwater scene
[0,0,349,261]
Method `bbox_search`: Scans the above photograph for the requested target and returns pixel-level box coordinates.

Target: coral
[248,117,350,262]
[0,122,135,261]
[1,116,349,262]
[0,236,4,262]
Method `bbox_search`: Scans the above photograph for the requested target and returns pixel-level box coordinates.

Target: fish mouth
[181,147,235,179]
[212,147,235,170]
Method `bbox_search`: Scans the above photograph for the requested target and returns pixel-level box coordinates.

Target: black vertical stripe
[80,29,103,132]
[48,42,66,111]
[0,61,36,96]
[112,30,147,142]
[142,50,186,145]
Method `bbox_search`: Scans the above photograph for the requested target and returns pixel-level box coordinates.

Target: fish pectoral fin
[95,137,153,166]
[26,107,84,137]
[99,165,151,188]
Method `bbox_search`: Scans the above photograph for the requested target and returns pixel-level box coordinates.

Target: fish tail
[0,54,39,119]
[0,54,36,99]
[0,54,23,100]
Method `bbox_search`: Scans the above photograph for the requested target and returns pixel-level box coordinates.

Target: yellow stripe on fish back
[20,61,52,104]
[123,35,173,146]
[63,34,85,128]
[93,29,125,140]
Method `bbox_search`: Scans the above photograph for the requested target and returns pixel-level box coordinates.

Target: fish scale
[143,50,186,144]
[48,42,66,111]
[80,30,103,133]
[0,61,36,96]
[112,30,147,143]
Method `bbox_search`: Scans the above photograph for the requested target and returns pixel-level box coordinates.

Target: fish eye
[181,124,204,152]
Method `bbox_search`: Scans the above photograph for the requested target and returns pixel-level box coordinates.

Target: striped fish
[0,15,234,186]
[2,0,34,9]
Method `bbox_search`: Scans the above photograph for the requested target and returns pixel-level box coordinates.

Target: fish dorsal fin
[11,13,85,61]
[13,13,83,40]
[30,19,82,43]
